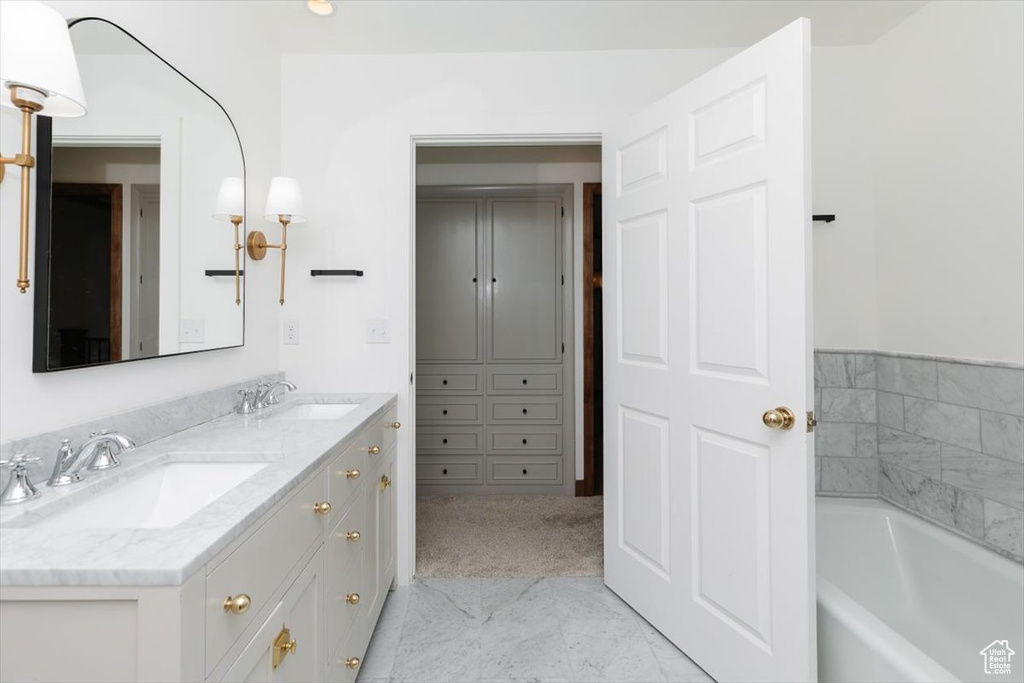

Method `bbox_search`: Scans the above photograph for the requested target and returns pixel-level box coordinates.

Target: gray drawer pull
[443,438,448,444]
[443,409,448,415]
[522,469,528,475]
[442,468,448,475]
[522,438,528,444]
[522,408,528,414]
[522,378,528,385]
[443,379,448,385]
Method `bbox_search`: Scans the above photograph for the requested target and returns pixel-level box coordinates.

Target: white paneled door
[602,19,815,683]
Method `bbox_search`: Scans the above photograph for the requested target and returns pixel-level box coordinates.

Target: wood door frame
[52,182,124,362]
[579,182,602,496]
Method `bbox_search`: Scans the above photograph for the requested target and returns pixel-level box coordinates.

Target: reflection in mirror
[34,18,244,371]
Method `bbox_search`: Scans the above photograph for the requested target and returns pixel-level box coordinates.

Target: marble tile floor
[356,577,714,683]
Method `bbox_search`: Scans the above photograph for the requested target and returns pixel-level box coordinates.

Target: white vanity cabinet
[0,405,399,683]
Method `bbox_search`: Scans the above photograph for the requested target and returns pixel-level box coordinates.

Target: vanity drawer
[487,457,563,484]
[416,426,483,454]
[416,365,483,395]
[326,548,366,656]
[487,396,562,424]
[381,406,400,454]
[416,456,484,484]
[417,397,484,425]
[487,426,563,454]
[205,469,326,675]
[328,439,369,515]
[327,497,367,598]
[487,364,562,394]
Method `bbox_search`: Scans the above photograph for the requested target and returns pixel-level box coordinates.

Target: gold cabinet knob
[345,657,361,670]
[379,474,392,491]
[346,592,360,605]
[345,468,360,480]
[386,421,401,429]
[314,501,332,515]
[346,530,361,542]
[223,593,251,614]
[368,445,381,455]
[762,407,796,430]
[272,626,296,669]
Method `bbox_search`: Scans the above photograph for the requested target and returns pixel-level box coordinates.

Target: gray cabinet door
[487,197,563,363]
[416,199,483,363]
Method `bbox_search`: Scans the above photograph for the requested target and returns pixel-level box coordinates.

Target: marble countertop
[0,393,397,587]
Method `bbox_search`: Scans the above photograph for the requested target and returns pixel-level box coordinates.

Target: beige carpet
[416,495,603,578]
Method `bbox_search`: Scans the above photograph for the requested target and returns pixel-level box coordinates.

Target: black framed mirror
[33,17,245,372]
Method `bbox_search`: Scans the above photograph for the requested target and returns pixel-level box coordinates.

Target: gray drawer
[487,457,563,484]
[487,364,562,394]
[417,456,484,484]
[417,396,484,425]
[487,426,563,454]
[417,365,483,395]
[487,396,562,424]
[416,426,483,455]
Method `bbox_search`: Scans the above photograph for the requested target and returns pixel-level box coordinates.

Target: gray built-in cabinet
[416,186,573,494]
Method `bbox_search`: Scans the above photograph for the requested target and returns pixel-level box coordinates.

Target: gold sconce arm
[230,216,243,305]
[246,215,290,305]
[0,90,45,293]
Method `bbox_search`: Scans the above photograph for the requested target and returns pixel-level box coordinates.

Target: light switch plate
[284,320,299,345]
[180,319,205,344]
[366,319,390,344]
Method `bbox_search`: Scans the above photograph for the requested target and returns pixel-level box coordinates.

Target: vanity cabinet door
[222,549,324,683]
[378,457,396,588]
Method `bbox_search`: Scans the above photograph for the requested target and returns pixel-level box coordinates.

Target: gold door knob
[368,445,381,455]
[346,468,360,480]
[762,407,796,430]
[223,593,251,614]
[346,530,361,542]
[346,592,360,605]
[386,421,401,429]
[314,501,332,515]
[345,657,361,670]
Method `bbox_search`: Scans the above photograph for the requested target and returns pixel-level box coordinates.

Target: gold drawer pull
[346,592,360,605]
[345,657,361,670]
[272,627,297,669]
[313,501,332,515]
[346,468,360,480]
[379,474,392,491]
[346,530,361,542]
[386,421,401,429]
[223,594,251,614]
[368,445,381,455]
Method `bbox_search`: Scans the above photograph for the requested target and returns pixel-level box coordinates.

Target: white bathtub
[816,497,1024,683]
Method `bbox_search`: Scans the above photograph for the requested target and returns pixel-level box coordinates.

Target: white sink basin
[273,403,358,420]
[30,461,269,530]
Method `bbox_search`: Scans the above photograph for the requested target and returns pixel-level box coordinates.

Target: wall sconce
[247,176,305,305]
[213,177,245,305]
[0,1,87,293]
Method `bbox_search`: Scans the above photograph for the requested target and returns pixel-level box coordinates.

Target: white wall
[870,0,1024,364]
[0,1,281,441]
[417,145,602,484]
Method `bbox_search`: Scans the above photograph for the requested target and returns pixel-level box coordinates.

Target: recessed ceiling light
[307,0,334,16]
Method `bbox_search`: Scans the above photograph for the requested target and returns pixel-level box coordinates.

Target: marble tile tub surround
[0,392,397,586]
[0,372,284,491]
[815,349,1024,562]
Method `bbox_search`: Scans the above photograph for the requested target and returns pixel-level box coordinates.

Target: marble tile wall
[875,354,1023,562]
[0,372,284,491]
[814,352,879,495]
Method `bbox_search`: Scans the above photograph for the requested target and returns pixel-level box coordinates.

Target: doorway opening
[412,144,604,579]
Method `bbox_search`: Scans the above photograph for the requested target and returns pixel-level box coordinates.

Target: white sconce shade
[307,0,334,16]
[213,176,245,221]
[0,1,87,117]
[263,176,306,224]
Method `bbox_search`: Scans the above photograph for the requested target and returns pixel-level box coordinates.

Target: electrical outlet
[284,320,299,345]
[366,319,390,344]
[180,319,205,344]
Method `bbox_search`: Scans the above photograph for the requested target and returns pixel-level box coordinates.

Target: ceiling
[266,0,929,53]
